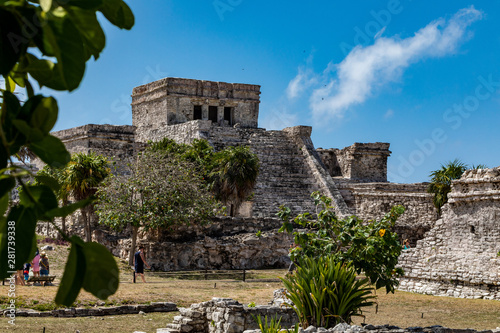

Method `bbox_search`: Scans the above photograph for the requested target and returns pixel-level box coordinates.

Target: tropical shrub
[428,159,486,214]
[278,191,405,293]
[280,256,375,328]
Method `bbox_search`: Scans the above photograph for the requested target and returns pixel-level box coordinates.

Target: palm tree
[64,153,110,242]
[210,146,260,217]
[428,159,468,215]
[34,165,70,235]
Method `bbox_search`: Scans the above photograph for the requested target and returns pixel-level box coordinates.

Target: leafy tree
[149,137,260,216]
[64,153,110,242]
[278,191,405,293]
[0,0,134,306]
[427,159,486,214]
[210,146,260,216]
[96,148,219,265]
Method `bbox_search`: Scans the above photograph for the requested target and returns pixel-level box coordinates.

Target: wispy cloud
[286,67,317,100]
[287,7,483,124]
[384,109,394,119]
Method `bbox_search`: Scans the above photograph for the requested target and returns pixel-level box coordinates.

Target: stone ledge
[4,302,177,318]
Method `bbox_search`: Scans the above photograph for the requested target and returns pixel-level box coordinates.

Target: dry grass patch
[2,312,177,333]
[3,239,500,331]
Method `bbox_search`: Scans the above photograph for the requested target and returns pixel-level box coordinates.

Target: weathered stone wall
[398,167,500,299]
[11,302,176,318]
[317,143,391,183]
[33,124,137,175]
[161,298,298,333]
[132,78,261,143]
[335,180,438,244]
[93,217,294,271]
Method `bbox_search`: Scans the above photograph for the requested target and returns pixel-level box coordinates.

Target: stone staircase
[246,130,320,217]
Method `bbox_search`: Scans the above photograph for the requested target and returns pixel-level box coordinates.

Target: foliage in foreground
[0,0,134,306]
[281,256,375,328]
[278,192,405,293]
[428,159,487,214]
[96,147,220,265]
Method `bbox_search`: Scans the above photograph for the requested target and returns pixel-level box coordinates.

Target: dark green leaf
[55,236,86,306]
[43,16,86,90]
[12,119,45,142]
[0,193,8,218]
[0,205,38,278]
[34,174,61,192]
[46,197,94,219]
[82,242,119,299]
[64,0,103,10]
[0,176,15,200]
[26,58,56,85]
[99,0,134,30]
[67,7,105,59]
[29,135,70,167]
[19,185,59,217]
[0,8,28,75]
[30,96,58,134]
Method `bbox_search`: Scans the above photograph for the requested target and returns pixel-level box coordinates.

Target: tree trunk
[129,225,138,266]
[61,216,66,236]
[82,209,91,242]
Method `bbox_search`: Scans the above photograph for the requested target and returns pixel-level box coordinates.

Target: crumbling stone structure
[159,298,297,333]
[32,124,137,176]
[39,77,465,295]
[398,167,500,299]
[132,78,261,143]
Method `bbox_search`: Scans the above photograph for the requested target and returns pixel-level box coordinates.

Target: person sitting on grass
[133,246,150,283]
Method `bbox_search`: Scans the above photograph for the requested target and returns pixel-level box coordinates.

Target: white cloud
[384,109,394,119]
[286,67,317,100]
[299,6,483,124]
[260,105,298,130]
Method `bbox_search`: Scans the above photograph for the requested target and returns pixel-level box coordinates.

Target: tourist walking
[133,246,150,283]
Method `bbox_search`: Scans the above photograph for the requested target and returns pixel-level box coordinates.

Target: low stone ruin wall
[244,324,499,333]
[7,302,176,318]
[160,298,297,333]
[398,167,500,299]
[335,180,438,245]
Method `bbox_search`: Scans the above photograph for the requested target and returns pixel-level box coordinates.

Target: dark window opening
[470,225,475,234]
[209,106,218,123]
[224,107,232,125]
[193,105,202,120]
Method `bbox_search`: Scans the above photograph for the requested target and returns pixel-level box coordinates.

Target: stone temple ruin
[35,77,500,300]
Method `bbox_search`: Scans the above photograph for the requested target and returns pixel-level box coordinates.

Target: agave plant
[280,255,375,328]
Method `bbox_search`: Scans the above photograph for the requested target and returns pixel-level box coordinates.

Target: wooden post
[133,270,136,283]
[243,269,246,282]
[204,269,208,280]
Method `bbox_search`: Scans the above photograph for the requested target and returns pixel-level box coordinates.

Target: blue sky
[51,0,500,183]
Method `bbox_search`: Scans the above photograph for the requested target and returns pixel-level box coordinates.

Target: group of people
[16,249,50,286]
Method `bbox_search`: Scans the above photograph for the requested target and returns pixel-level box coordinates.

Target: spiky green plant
[252,315,283,333]
[280,256,375,328]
